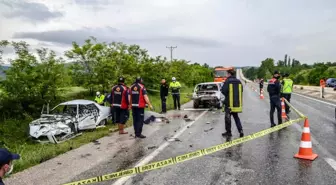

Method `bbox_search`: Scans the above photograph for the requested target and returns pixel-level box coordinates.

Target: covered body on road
[29,99,112,144]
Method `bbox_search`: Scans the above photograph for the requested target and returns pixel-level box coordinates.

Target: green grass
[1,86,193,174]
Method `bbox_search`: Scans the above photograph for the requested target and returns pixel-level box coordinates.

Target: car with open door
[29,99,112,144]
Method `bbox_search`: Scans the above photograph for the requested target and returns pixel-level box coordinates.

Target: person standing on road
[280,73,293,114]
[95,91,105,106]
[267,71,282,127]
[0,148,20,185]
[221,69,244,138]
[129,77,153,138]
[111,77,129,134]
[320,78,326,98]
[160,78,169,114]
[169,77,182,110]
[259,78,264,95]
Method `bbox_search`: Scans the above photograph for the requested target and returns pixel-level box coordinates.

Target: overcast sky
[1,0,336,67]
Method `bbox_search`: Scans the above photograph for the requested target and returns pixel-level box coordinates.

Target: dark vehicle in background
[326,78,336,87]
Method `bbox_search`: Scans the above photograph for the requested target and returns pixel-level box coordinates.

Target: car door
[77,104,96,130]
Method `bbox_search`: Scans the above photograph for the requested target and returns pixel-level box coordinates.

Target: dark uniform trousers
[161,96,167,113]
[172,94,181,109]
[132,107,145,136]
[270,96,282,125]
[225,107,243,133]
[282,93,291,114]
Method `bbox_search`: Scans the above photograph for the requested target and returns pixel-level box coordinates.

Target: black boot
[222,132,232,137]
[136,134,146,139]
[239,130,244,137]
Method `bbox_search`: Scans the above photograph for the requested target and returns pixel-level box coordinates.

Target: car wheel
[193,100,199,108]
[216,102,222,109]
[99,119,107,126]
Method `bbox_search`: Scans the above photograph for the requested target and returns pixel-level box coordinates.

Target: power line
[166,46,177,62]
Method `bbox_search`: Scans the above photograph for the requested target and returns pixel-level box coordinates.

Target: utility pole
[166,46,177,62]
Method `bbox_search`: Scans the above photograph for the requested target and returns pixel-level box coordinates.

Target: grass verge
[0,86,193,174]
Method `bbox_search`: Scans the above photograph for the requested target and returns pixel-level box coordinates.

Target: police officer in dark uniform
[0,148,20,185]
[111,77,129,135]
[160,78,169,113]
[259,78,264,95]
[267,71,282,127]
[221,69,244,138]
[129,77,153,138]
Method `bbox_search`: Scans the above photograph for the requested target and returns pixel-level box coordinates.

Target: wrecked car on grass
[29,99,112,144]
[192,82,224,109]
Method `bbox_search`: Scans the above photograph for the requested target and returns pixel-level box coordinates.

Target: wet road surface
[62,72,336,185]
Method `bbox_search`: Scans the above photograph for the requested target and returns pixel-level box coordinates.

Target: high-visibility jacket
[320,79,325,87]
[111,84,129,109]
[169,81,181,94]
[95,95,105,104]
[220,76,243,113]
[281,78,293,94]
[129,82,147,108]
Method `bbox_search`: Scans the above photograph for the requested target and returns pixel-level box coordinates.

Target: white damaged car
[29,99,112,144]
[192,82,224,109]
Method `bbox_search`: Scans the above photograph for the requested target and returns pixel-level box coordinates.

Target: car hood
[29,115,74,138]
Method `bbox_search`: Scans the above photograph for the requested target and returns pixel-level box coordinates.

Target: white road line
[325,158,336,171]
[111,110,208,185]
[292,92,336,107]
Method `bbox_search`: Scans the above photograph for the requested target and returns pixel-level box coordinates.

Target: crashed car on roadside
[192,82,224,109]
[29,99,112,144]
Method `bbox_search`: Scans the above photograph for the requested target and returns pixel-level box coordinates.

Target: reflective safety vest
[169,81,181,94]
[111,84,129,109]
[130,83,147,108]
[281,78,293,94]
[228,83,243,113]
[320,79,325,87]
[95,95,105,104]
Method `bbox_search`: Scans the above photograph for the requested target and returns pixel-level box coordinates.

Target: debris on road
[204,128,214,132]
[206,121,210,124]
[92,140,101,145]
[148,146,157,150]
[189,145,193,147]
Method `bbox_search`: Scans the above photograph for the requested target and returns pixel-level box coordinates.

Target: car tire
[193,100,199,108]
[99,119,107,126]
[216,102,222,109]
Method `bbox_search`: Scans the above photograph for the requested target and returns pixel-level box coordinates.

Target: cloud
[3,0,336,66]
[0,0,63,23]
[12,27,224,47]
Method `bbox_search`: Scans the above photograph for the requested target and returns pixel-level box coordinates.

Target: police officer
[169,77,182,110]
[259,78,264,95]
[95,91,105,106]
[160,78,169,113]
[0,148,20,185]
[267,71,282,127]
[280,73,293,114]
[221,69,244,138]
[111,77,129,134]
[129,77,153,138]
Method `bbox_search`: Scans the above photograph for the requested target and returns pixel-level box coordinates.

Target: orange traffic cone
[260,89,264,99]
[281,97,287,119]
[294,119,318,160]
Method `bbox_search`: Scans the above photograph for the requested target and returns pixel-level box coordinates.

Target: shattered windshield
[50,104,77,116]
[196,84,218,91]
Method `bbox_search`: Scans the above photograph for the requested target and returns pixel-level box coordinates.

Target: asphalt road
[6,71,336,185]
[61,73,336,185]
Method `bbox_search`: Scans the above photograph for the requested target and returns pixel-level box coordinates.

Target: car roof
[197,82,222,85]
[59,99,96,105]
